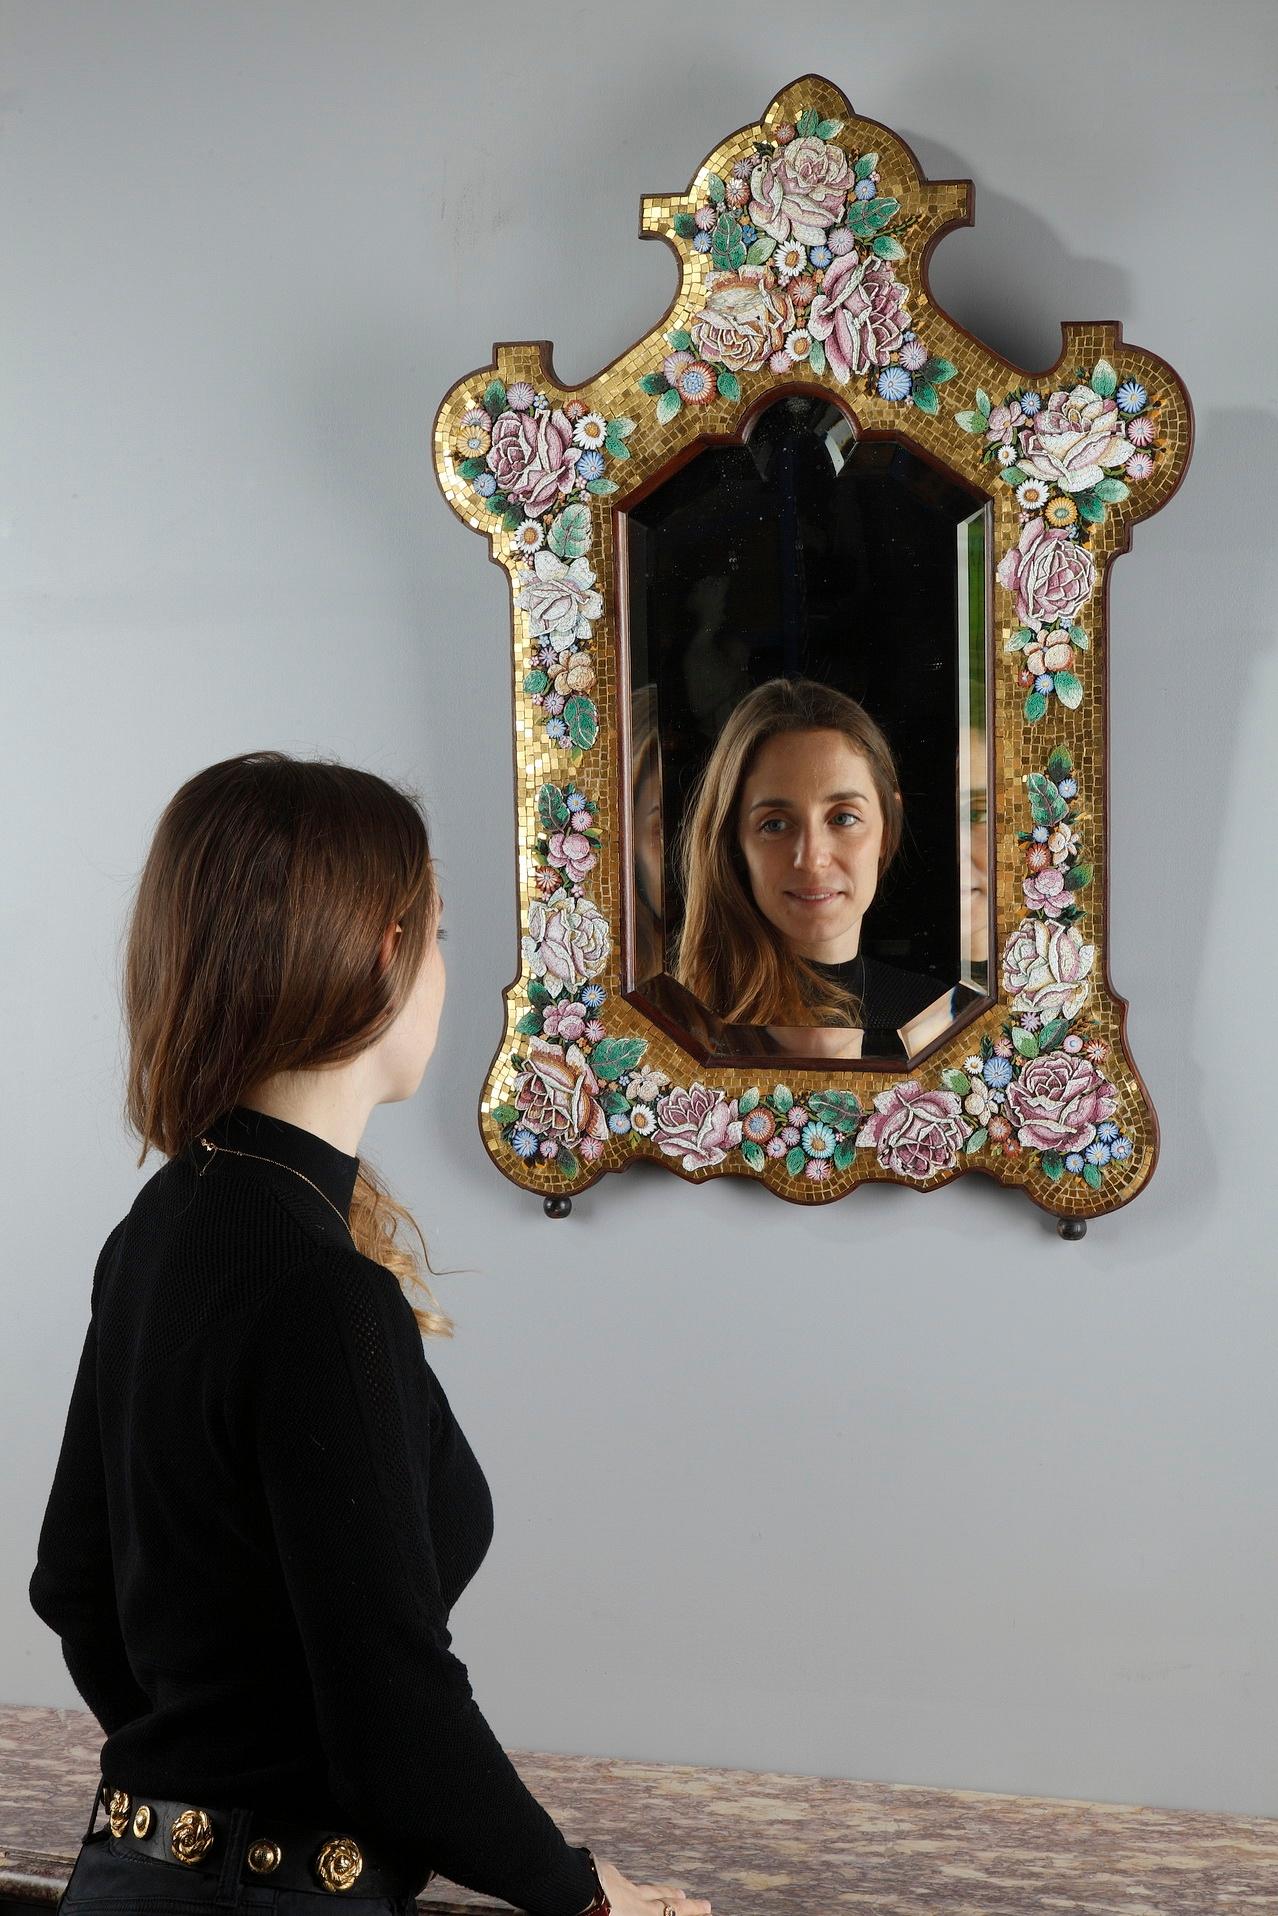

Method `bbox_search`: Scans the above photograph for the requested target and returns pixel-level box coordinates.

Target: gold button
[107,1790,131,1839]
[170,1808,215,1864]
[314,1836,363,1892]
[247,1839,282,1874]
[132,1805,152,1839]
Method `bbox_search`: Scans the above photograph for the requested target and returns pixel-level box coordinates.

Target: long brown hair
[670,678,904,1028]
[121,750,455,1340]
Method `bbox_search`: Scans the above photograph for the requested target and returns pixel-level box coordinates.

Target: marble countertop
[2,1704,1274,1914]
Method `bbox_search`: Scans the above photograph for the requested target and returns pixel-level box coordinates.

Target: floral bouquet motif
[973,746,1133,1191]
[957,358,1165,721]
[453,380,634,759]
[641,107,953,418]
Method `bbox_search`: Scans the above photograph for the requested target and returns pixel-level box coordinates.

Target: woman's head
[671,679,904,1028]
[122,750,453,1336]
[735,724,900,958]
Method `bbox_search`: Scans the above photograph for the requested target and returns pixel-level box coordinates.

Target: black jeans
[59,1801,420,1916]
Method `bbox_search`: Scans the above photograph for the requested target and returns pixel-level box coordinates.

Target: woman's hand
[592,1854,712,1915]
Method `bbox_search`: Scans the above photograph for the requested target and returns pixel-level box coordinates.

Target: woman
[30,751,711,1916]
[670,678,951,1057]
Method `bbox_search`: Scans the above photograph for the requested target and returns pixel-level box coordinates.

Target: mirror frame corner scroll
[432,73,1193,1231]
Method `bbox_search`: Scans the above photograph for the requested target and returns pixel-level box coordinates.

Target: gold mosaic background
[431,75,1193,1221]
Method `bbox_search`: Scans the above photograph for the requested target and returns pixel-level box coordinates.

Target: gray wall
[5,0,1276,1820]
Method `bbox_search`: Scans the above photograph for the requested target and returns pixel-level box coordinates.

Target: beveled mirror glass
[624,393,991,1066]
[434,75,1192,1231]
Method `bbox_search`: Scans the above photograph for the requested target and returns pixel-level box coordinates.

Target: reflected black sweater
[809,952,951,1028]
[732,952,951,1058]
[28,1104,598,1916]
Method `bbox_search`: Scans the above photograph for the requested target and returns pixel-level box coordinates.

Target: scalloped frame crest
[432,74,1192,1224]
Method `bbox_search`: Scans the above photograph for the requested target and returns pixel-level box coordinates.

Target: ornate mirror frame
[433,74,1192,1234]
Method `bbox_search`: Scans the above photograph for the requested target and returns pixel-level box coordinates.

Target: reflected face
[736,730,888,964]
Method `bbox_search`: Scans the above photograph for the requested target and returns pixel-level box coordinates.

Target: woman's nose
[792,830,834,866]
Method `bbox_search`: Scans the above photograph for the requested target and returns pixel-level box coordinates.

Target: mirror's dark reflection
[625,395,992,1065]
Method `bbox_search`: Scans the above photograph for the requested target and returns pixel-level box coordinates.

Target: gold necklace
[196,1135,357,1248]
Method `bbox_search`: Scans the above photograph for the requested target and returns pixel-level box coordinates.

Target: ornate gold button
[314,1836,363,1892]
[107,1790,131,1838]
[170,1807,215,1864]
[132,1804,152,1839]
[247,1839,282,1874]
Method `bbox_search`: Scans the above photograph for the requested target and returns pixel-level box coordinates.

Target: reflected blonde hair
[671,678,904,1027]
[121,750,455,1340]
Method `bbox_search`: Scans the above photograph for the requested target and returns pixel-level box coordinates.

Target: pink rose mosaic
[956,360,1167,721]
[640,107,953,419]
[972,744,1131,1192]
[453,380,635,759]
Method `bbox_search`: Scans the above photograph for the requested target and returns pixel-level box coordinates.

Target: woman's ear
[378,921,402,975]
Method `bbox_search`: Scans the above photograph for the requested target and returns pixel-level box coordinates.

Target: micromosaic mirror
[433,75,1193,1236]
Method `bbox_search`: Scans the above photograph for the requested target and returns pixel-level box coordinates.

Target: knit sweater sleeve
[28,1218,153,1737]
[239,1250,598,1916]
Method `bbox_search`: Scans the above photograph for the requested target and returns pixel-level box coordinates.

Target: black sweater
[28,1104,598,1916]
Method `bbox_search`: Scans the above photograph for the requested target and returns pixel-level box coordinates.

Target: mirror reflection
[624,393,992,1064]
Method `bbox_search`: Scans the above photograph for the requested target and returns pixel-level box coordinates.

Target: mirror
[624,392,991,1064]
[434,73,1192,1228]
